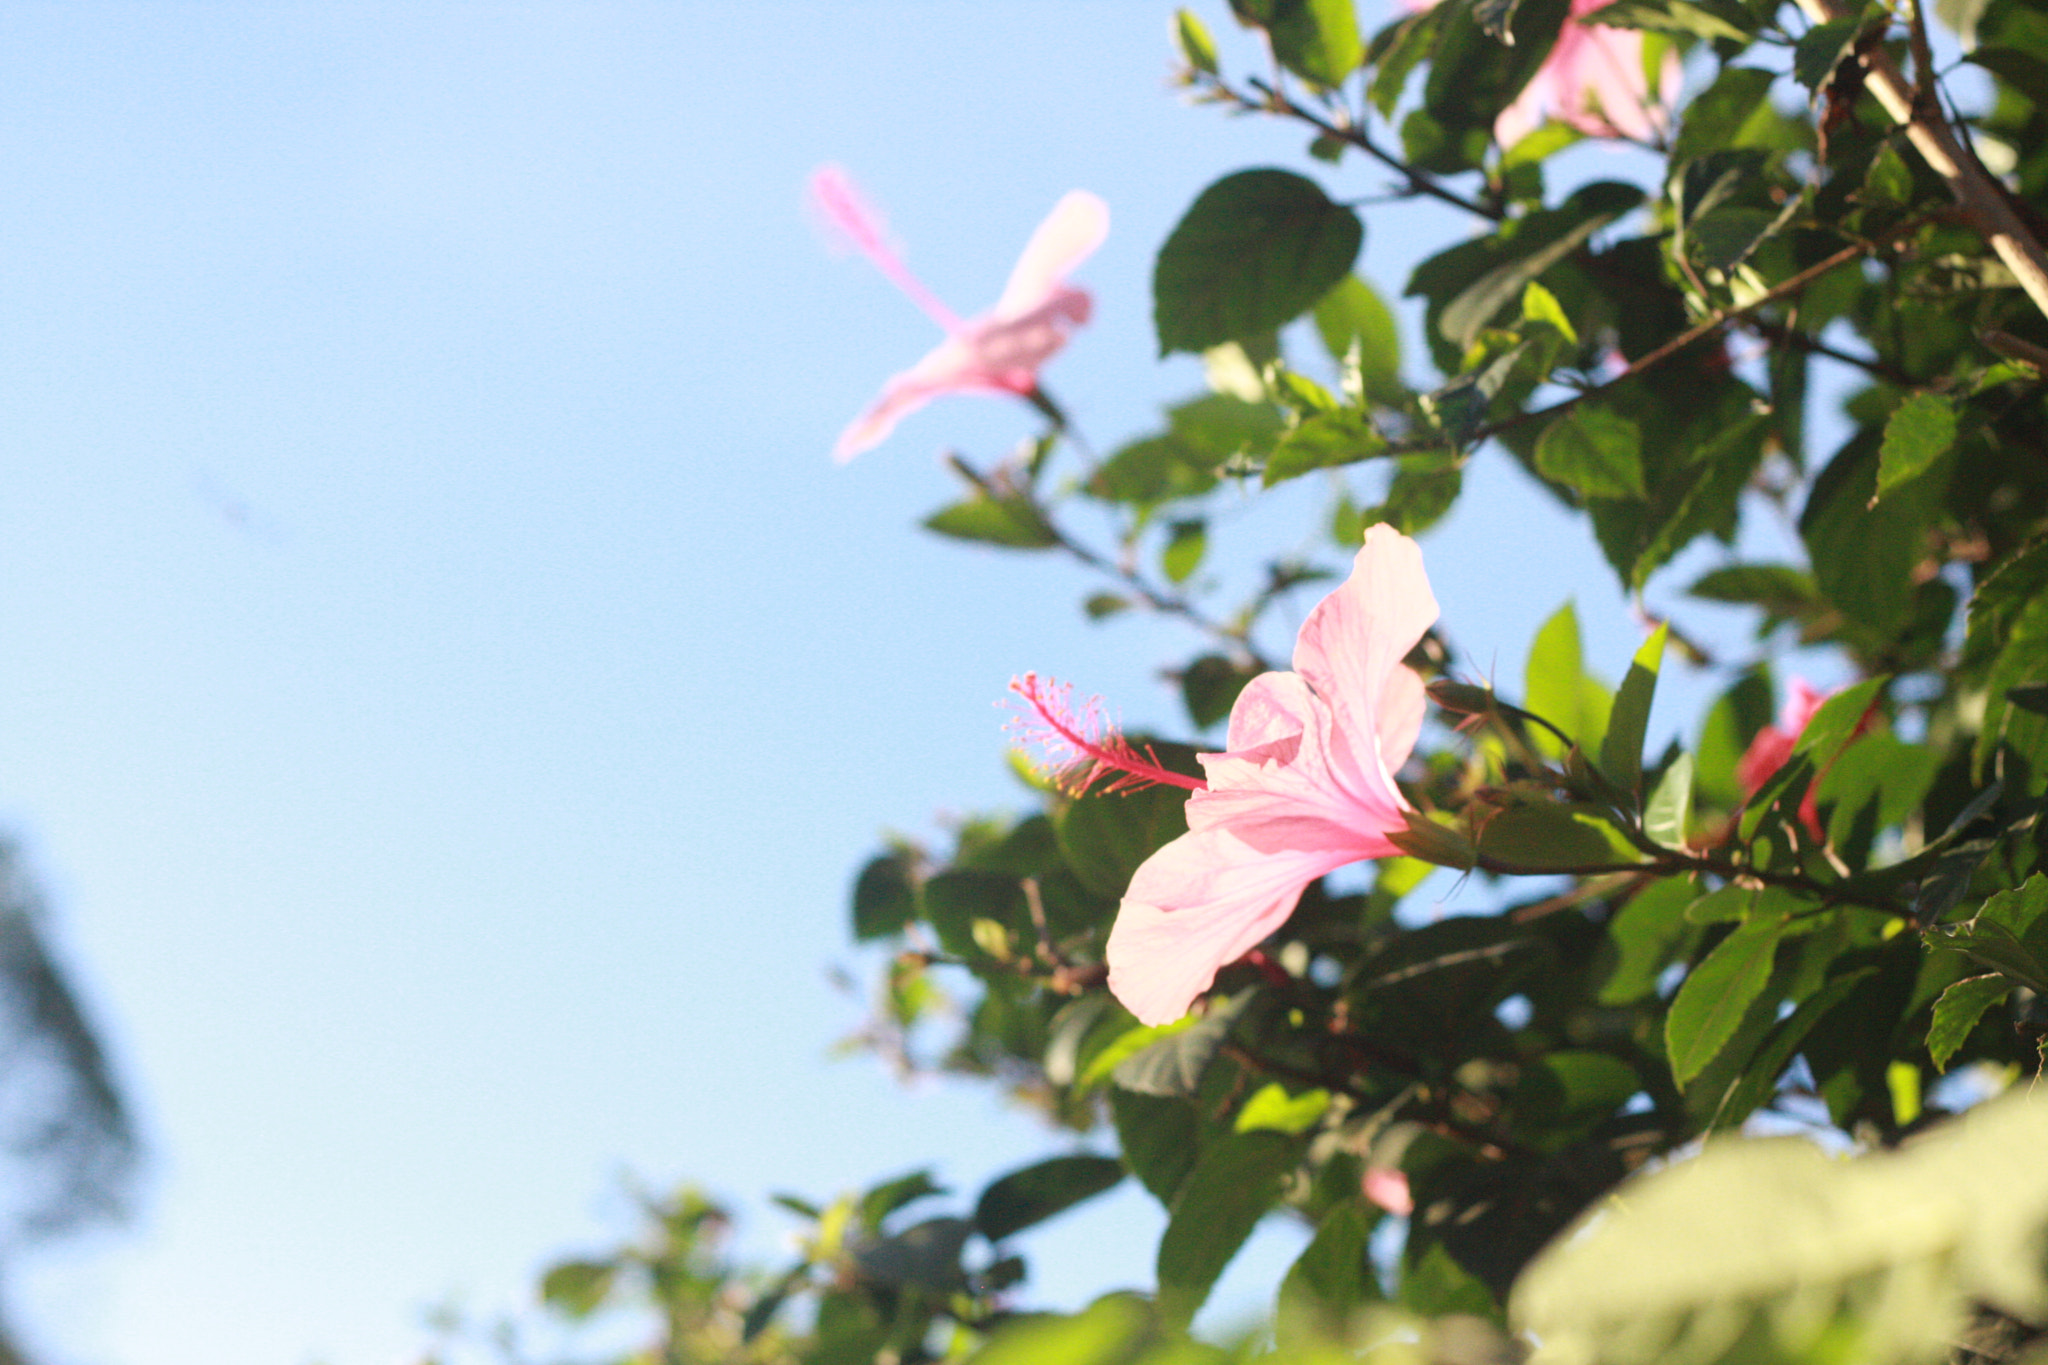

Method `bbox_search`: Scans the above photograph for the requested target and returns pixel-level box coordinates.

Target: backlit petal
[1107,830,1354,1026]
[993,191,1109,320]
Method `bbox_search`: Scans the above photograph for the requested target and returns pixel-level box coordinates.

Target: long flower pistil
[1004,674,1206,797]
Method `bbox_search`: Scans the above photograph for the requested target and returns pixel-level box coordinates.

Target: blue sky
[0,5,1815,1362]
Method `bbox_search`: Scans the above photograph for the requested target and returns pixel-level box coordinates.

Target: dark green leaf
[1789,677,1884,769]
[1928,974,2013,1072]
[1439,211,1619,350]
[1591,0,1753,41]
[1667,919,1785,1088]
[1794,15,1865,93]
[851,853,917,941]
[1155,170,1364,355]
[1877,393,1958,498]
[973,1155,1126,1242]
[850,1216,972,1291]
[1536,405,1646,499]
[1705,966,1878,1130]
[1182,654,1254,730]
[1055,749,1198,899]
[921,870,1027,959]
[1157,1130,1304,1328]
[1110,1089,1201,1203]
[859,1169,947,1230]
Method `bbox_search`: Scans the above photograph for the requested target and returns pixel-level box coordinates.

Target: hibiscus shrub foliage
[449,0,2048,1361]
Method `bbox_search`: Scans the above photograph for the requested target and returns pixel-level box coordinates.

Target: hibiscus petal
[1106,828,1353,1026]
[992,191,1109,321]
[1291,525,1438,808]
[833,337,988,462]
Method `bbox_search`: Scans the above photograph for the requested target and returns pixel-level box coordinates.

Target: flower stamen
[1004,674,1206,796]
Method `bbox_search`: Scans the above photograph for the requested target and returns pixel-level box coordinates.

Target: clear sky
[0,5,1811,1363]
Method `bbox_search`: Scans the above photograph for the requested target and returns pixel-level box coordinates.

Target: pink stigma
[1004,674,1206,796]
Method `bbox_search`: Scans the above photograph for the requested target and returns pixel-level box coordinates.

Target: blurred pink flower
[1105,526,1438,1027]
[809,165,1107,462]
[1737,677,1835,839]
[1494,0,1682,148]
[1364,1166,1415,1217]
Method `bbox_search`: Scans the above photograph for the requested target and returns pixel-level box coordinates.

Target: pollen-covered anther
[1003,673,1204,796]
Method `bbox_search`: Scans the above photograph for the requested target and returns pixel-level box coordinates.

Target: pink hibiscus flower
[1736,677,1835,840]
[1104,525,1439,1027]
[809,165,1107,462]
[1494,0,1682,148]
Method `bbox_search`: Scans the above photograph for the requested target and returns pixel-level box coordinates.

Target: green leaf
[1264,0,1365,85]
[1590,0,1754,41]
[1666,919,1784,1089]
[923,492,1058,549]
[973,1155,1126,1242]
[1277,1202,1382,1346]
[851,852,917,941]
[1705,966,1876,1130]
[1110,1089,1201,1203]
[1437,204,1628,350]
[1598,878,1697,1004]
[540,1259,617,1317]
[963,1296,1155,1365]
[1157,1130,1304,1328]
[1600,623,1668,797]
[858,1169,947,1229]
[1264,410,1389,486]
[1520,280,1578,346]
[1644,752,1695,850]
[1110,995,1248,1096]
[1234,1082,1332,1135]
[1182,654,1253,730]
[1789,677,1883,770]
[1312,275,1404,404]
[1929,974,2013,1073]
[1476,802,1636,869]
[1155,170,1364,355]
[1161,519,1207,583]
[1523,602,1609,758]
[1536,405,1646,500]
[1877,393,1958,499]
[1056,759,1197,899]
[1793,14,1865,94]
[921,870,1027,958]
[1670,67,1779,164]
[1173,7,1221,72]
[850,1216,972,1291]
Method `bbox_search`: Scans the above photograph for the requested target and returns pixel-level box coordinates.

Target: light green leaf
[923,492,1058,549]
[1234,1082,1332,1135]
[1520,280,1578,346]
[1161,519,1206,583]
[1644,752,1694,850]
[1313,274,1404,404]
[1173,8,1221,72]
[1600,622,1668,797]
[1264,409,1389,486]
